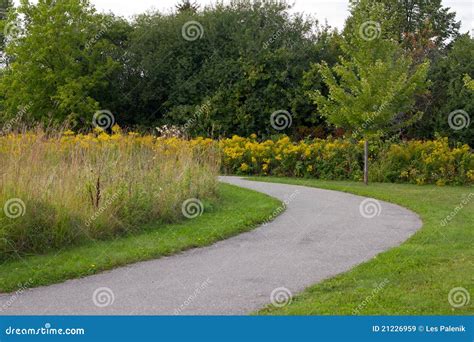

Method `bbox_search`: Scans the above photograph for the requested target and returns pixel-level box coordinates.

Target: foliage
[407,34,473,145]
[0,0,469,144]
[176,0,199,13]
[312,0,429,140]
[0,129,220,260]
[0,0,129,127]
[376,0,460,48]
[371,138,473,185]
[114,1,334,137]
[465,75,474,91]
[0,0,13,57]
[218,135,474,185]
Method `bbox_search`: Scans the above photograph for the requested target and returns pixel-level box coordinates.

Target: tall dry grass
[0,130,220,260]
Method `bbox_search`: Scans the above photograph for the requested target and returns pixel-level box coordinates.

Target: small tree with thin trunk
[311,0,429,184]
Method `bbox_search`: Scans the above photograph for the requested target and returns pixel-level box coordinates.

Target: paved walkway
[0,177,422,315]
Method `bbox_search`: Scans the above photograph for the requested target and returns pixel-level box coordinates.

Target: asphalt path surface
[0,176,422,314]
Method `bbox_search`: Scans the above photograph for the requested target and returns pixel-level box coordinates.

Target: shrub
[218,136,473,185]
[372,139,473,185]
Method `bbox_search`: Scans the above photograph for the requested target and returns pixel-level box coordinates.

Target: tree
[0,0,14,65]
[175,0,199,13]
[407,34,473,145]
[364,0,460,49]
[343,0,464,146]
[0,1,13,39]
[0,0,123,127]
[121,1,329,137]
[311,0,429,184]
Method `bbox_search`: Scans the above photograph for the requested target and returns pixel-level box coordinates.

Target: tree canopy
[313,0,430,183]
[314,0,429,139]
[408,34,473,144]
[0,0,470,145]
[0,0,129,128]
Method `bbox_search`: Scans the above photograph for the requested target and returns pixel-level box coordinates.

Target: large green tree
[119,1,335,137]
[0,0,126,127]
[312,0,429,184]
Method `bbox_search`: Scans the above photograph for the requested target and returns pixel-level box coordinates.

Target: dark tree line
[0,0,472,144]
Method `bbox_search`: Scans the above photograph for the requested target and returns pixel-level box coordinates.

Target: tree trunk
[363,139,369,185]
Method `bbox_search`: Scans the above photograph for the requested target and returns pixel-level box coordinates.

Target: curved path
[0,177,422,315]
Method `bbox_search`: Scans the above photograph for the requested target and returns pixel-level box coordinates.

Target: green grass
[249,177,474,315]
[0,183,281,293]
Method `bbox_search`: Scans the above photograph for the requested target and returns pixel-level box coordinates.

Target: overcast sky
[88,0,472,34]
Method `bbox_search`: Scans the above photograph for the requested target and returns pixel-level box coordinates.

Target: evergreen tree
[176,0,199,13]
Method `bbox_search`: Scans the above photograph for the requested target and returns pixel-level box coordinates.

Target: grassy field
[251,177,473,315]
[0,183,281,293]
[0,132,221,260]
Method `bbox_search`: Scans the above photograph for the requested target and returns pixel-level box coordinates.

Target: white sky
[88,0,472,34]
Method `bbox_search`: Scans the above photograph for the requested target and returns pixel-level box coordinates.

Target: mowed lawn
[0,183,281,293]
[252,177,473,315]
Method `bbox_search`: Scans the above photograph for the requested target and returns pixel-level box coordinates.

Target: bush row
[217,135,474,186]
